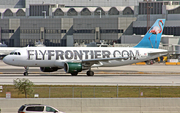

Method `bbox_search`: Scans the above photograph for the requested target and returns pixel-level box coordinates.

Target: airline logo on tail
[135,19,165,49]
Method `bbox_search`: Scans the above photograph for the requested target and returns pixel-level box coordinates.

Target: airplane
[3,19,167,76]
[0,40,45,59]
[0,47,21,59]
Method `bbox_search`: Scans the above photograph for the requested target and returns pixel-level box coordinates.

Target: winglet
[134,19,165,49]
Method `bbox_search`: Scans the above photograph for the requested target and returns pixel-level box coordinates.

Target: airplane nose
[3,56,8,64]
[3,56,11,65]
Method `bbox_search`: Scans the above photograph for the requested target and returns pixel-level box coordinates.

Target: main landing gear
[24,66,29,76]
[86,71,94,76]
[70,68,94,76]
[71,72,78,76]
[86,68,94,76]
[70,71,94,76]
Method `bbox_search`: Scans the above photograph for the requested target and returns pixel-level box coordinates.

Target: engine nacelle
[64,62,82,73]
[40,67,59,72]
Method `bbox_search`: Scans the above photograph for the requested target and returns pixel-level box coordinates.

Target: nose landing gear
[24,66,29,76]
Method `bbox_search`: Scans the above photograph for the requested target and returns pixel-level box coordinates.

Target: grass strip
[0,85,180,98]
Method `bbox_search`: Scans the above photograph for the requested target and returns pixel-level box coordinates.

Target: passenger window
[26,106,44,111]
[46,106,56,112]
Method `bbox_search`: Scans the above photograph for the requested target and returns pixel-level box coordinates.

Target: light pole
[97,10,101,18]
[42,11,46,19]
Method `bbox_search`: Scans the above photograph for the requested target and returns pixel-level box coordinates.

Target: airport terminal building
[0,0,180,49]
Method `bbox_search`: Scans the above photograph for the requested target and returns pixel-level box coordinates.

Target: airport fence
[1,86,180,98]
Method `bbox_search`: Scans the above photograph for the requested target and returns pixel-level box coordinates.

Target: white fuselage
[3,47,167,68]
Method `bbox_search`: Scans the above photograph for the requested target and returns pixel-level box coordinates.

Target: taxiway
[0,61,180,86]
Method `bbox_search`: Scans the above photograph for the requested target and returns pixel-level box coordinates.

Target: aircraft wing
[82,57,127,63]
[69,57,127,64]
[55,57,128,68]
[79,57,128,67]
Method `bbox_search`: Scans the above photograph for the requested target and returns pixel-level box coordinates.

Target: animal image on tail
[135,19,165,49]
[148,20,164,48]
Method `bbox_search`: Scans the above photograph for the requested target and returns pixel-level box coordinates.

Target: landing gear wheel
[24,72,28,76]
[86,71,94,76]
[24,66,29,76]
[71,72,78,76]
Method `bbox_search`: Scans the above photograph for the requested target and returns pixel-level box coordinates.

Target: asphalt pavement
[1,60,180,86]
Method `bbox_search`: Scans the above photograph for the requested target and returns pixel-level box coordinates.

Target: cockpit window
[9,52,21,55]
[10,52,14,55]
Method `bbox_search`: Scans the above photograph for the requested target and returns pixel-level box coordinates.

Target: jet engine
[64,62,82,73]
[40,67,59,72]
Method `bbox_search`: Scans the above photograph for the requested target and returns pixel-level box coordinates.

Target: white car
[18,104,64,113]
